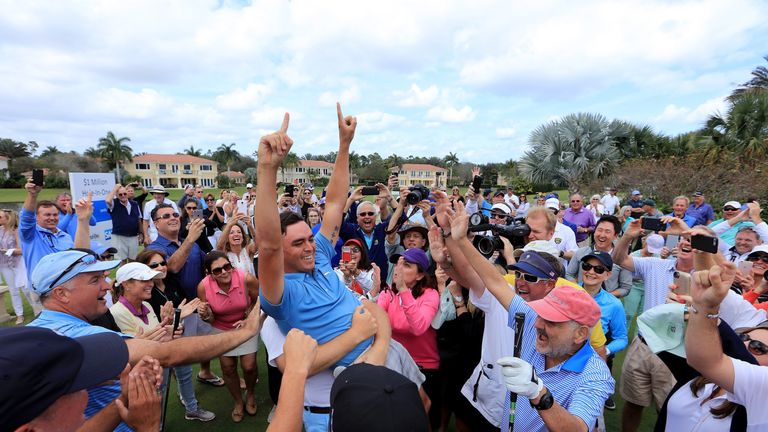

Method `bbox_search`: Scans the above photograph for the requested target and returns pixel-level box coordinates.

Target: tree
[443,152,459,185]
[213,143,240,173]
[39,146,61,158]
[97,132,133,182]
[184,145,203,157]
[83,147,101,158]
[0,139,33,173]
[279,152,300,183]
[519,113,629,193]
[698,92,768,161]
[244,167,257,184]
[729,55,768,100]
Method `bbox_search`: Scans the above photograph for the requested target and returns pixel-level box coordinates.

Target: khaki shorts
[112,234,139,261]
[619,336,676,409]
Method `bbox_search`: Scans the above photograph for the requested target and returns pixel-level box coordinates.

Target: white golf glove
[497,356,544,399]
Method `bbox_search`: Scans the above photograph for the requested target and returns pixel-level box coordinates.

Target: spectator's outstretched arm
[74,192,93,249]
[686,262,739,392]
[319,103,356,246]
[22,178,41,214]
[613,218,641,272]
[268,330,317,432]
[255,113,293,305]
[105,184,120,210]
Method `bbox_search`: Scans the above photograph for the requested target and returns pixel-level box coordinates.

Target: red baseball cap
[527,286,601,327]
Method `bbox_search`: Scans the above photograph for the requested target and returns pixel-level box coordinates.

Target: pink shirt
[377,287,440,369]
[204,269,250,331]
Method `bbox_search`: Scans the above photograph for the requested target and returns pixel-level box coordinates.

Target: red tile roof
[300,160,334,168]
[397,163,446,171]
[134,154,215,164]
[221,171,245,177]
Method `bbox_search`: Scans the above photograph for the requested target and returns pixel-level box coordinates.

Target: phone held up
[32,169,44,186]
[341,246,352,263]
[690,234,719,254]
[673,271,691,297]
[641,217,665,232]
[192,209,204,220]
[361,186,379,196]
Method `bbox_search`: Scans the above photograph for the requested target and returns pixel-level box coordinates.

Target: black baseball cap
[0,327,129,430]
[330,363,428,432]
[581,251,614,269]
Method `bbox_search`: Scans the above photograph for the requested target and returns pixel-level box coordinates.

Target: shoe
[267,405,277,423]
[604,396,616,411]
[185,408,216,422]
[246,400,258,416]
[231,408,244,423]
[15,316,24,325]
[196,374,225,387]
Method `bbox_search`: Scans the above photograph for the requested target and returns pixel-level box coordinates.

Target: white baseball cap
[115,262,161,286]
[645,234,665,254]
[723,201,741,209]
[246,183,253,188]
[513,240,561,259]
[544,198,560,210]
[491,203,512,215]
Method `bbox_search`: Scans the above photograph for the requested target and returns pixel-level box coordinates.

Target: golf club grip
[508,312,526,431]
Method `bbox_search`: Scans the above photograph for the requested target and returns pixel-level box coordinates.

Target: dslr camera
[468,212,531,258]
[406,184,431,205]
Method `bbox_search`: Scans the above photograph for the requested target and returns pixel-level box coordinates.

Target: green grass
[4,293,657,431]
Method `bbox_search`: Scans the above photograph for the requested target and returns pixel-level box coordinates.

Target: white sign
[69,172,115,246]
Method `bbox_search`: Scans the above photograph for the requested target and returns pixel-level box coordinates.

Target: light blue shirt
[19,208,74,286]
[260,232,372,367]
[591,288,628,355]
[708,218,754,247]
[28,310,132,432]
[502,296,614,431]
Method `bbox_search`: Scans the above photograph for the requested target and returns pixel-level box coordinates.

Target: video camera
[468,212,531,258]
[406,184,431,205]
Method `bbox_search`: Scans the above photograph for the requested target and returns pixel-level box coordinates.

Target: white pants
[0,262,42,316]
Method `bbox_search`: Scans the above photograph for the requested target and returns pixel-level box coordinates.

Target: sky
[0,0,766,164]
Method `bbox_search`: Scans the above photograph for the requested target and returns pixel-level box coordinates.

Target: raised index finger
[337,102,343,123]
[280,112,290,134]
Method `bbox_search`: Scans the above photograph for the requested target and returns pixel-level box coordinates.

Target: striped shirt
[28,310,133,432]
[501,296,614,431]
[630,256,677,313]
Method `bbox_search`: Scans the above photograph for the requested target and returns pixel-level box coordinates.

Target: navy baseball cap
[31,250,120,296]
[389,248,430,272]
[581,251,614,269]
[0,327,128,430]
[509,251,559,280]
[330,363,428,432]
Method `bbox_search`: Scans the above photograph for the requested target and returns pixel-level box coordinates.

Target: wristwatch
[530,388,554,411]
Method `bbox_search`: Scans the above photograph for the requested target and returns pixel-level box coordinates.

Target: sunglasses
[210,263,233,276]
[148,261,167,269]
[723,207,739,211]
[49,254,98,290]
[747,255,768,263]
[206,198,215,202]
[739,332,768,356]
[349,246,361,254]
[155,212,180,221]
[117,193,127,197]
[581,262,608,274]
[491,213,508,219]
[571,200,582,203]
[514,270,546,284]
[186,207,197,211]
[359,212,375,217]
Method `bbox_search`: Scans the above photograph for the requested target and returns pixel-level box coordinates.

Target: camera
[406,184,430,205]
[467,212,531,258]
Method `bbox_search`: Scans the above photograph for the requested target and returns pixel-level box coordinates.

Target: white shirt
[728,357,768,431]
[600,194,621,215]
[553,222,579,255]
[504,194,519,208]
[460,288,515,427]
[665,379,732,432]
[142,199,179,242]
[261,317,335,407]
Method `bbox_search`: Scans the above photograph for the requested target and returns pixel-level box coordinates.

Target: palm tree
[519,113,627,193]
[443,152,459,185]
[0,138,33,173]
[83,146,101,158]
[213,143,240,173]
[699,92,768,161]
[97,132,133,182]
[279,152,300,183]
[729,56,768,100]
[184,145,203,157]
[40,146,61,158]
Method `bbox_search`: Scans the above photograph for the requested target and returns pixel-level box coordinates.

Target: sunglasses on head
[581,262,608,274]
[359,212,375,217]
[739,332,768,356]
[49,254,98,290]
[210,263,233,276]
[514,270,546,284]
[155,212,180,221]
[747,254,768,263]
[148,261,167,269]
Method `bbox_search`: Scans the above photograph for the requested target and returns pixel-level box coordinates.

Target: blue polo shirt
[28,310,132,432]
[149,235,206,300]
[591,288,628,355]
[685,203,715,227]
[665,213,698,230]
[260,232,372,367]
[502,295,614,431]
[340,219,391,277]
[19,208,74,285]
[58,211,97,239]
[625,198,644,209]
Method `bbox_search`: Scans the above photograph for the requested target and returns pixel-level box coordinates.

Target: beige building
[125,154,218,189]
[278,160,334,185]
[221,170,246,185]
[392,163,447,188]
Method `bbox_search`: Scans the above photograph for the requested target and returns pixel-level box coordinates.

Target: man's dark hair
[280,211,306,234]
[596,215,621,236]
[36,200,58,212]
[151,203,175,221]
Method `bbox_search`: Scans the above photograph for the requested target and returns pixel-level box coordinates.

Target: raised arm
[23,179,41,214]
[105,184,121,210]
[165,218,205,273]
[255,113,293,306]
[73,192,93,249]
[319,103,357,245]
[386,187,408,243]
[613,218,641,273]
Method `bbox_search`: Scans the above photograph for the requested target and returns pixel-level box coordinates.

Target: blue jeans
[162,365,198,412]
[303,410,330,432]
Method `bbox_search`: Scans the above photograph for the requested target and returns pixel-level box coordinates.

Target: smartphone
[739,261,754,277]
[673,271,691,296]
[236,199,248,215]
[666,234,680,250]
[361,186,379,196]
[641,217,665,232]
[341,246,352,263]
[285,184,295,196]
[471,175,483,193]
[32,169,44,186]
[691,234,719,254]
[192,209,204,220]
[171,308,182,335]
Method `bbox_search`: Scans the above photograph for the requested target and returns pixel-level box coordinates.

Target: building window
[142,178,152,187]
[201,178,213,187]
[323,169,328,175]
[411,171,416,177]
[200,164,212,171]
[183,164,192,174]
[135,163,150,170]
[418,171,423,177]
[172,165,178,173]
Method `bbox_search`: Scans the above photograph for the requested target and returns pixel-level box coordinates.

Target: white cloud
[356,111,406,132]
[496,127,516,139]
[426,105,476,123]
[216,83,272,110]
[89,88,174,119]
[250,107,292,129]
[318,85,361,107]
[653,95,729,124]
[394,84,439,107]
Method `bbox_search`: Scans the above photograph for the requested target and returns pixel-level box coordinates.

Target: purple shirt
[685,203,715,227]
[118,296,151,325]
[563,207,596,242]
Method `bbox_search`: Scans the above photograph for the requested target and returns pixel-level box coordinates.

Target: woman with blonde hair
[0,209,42,324]
[217,214,258,276]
